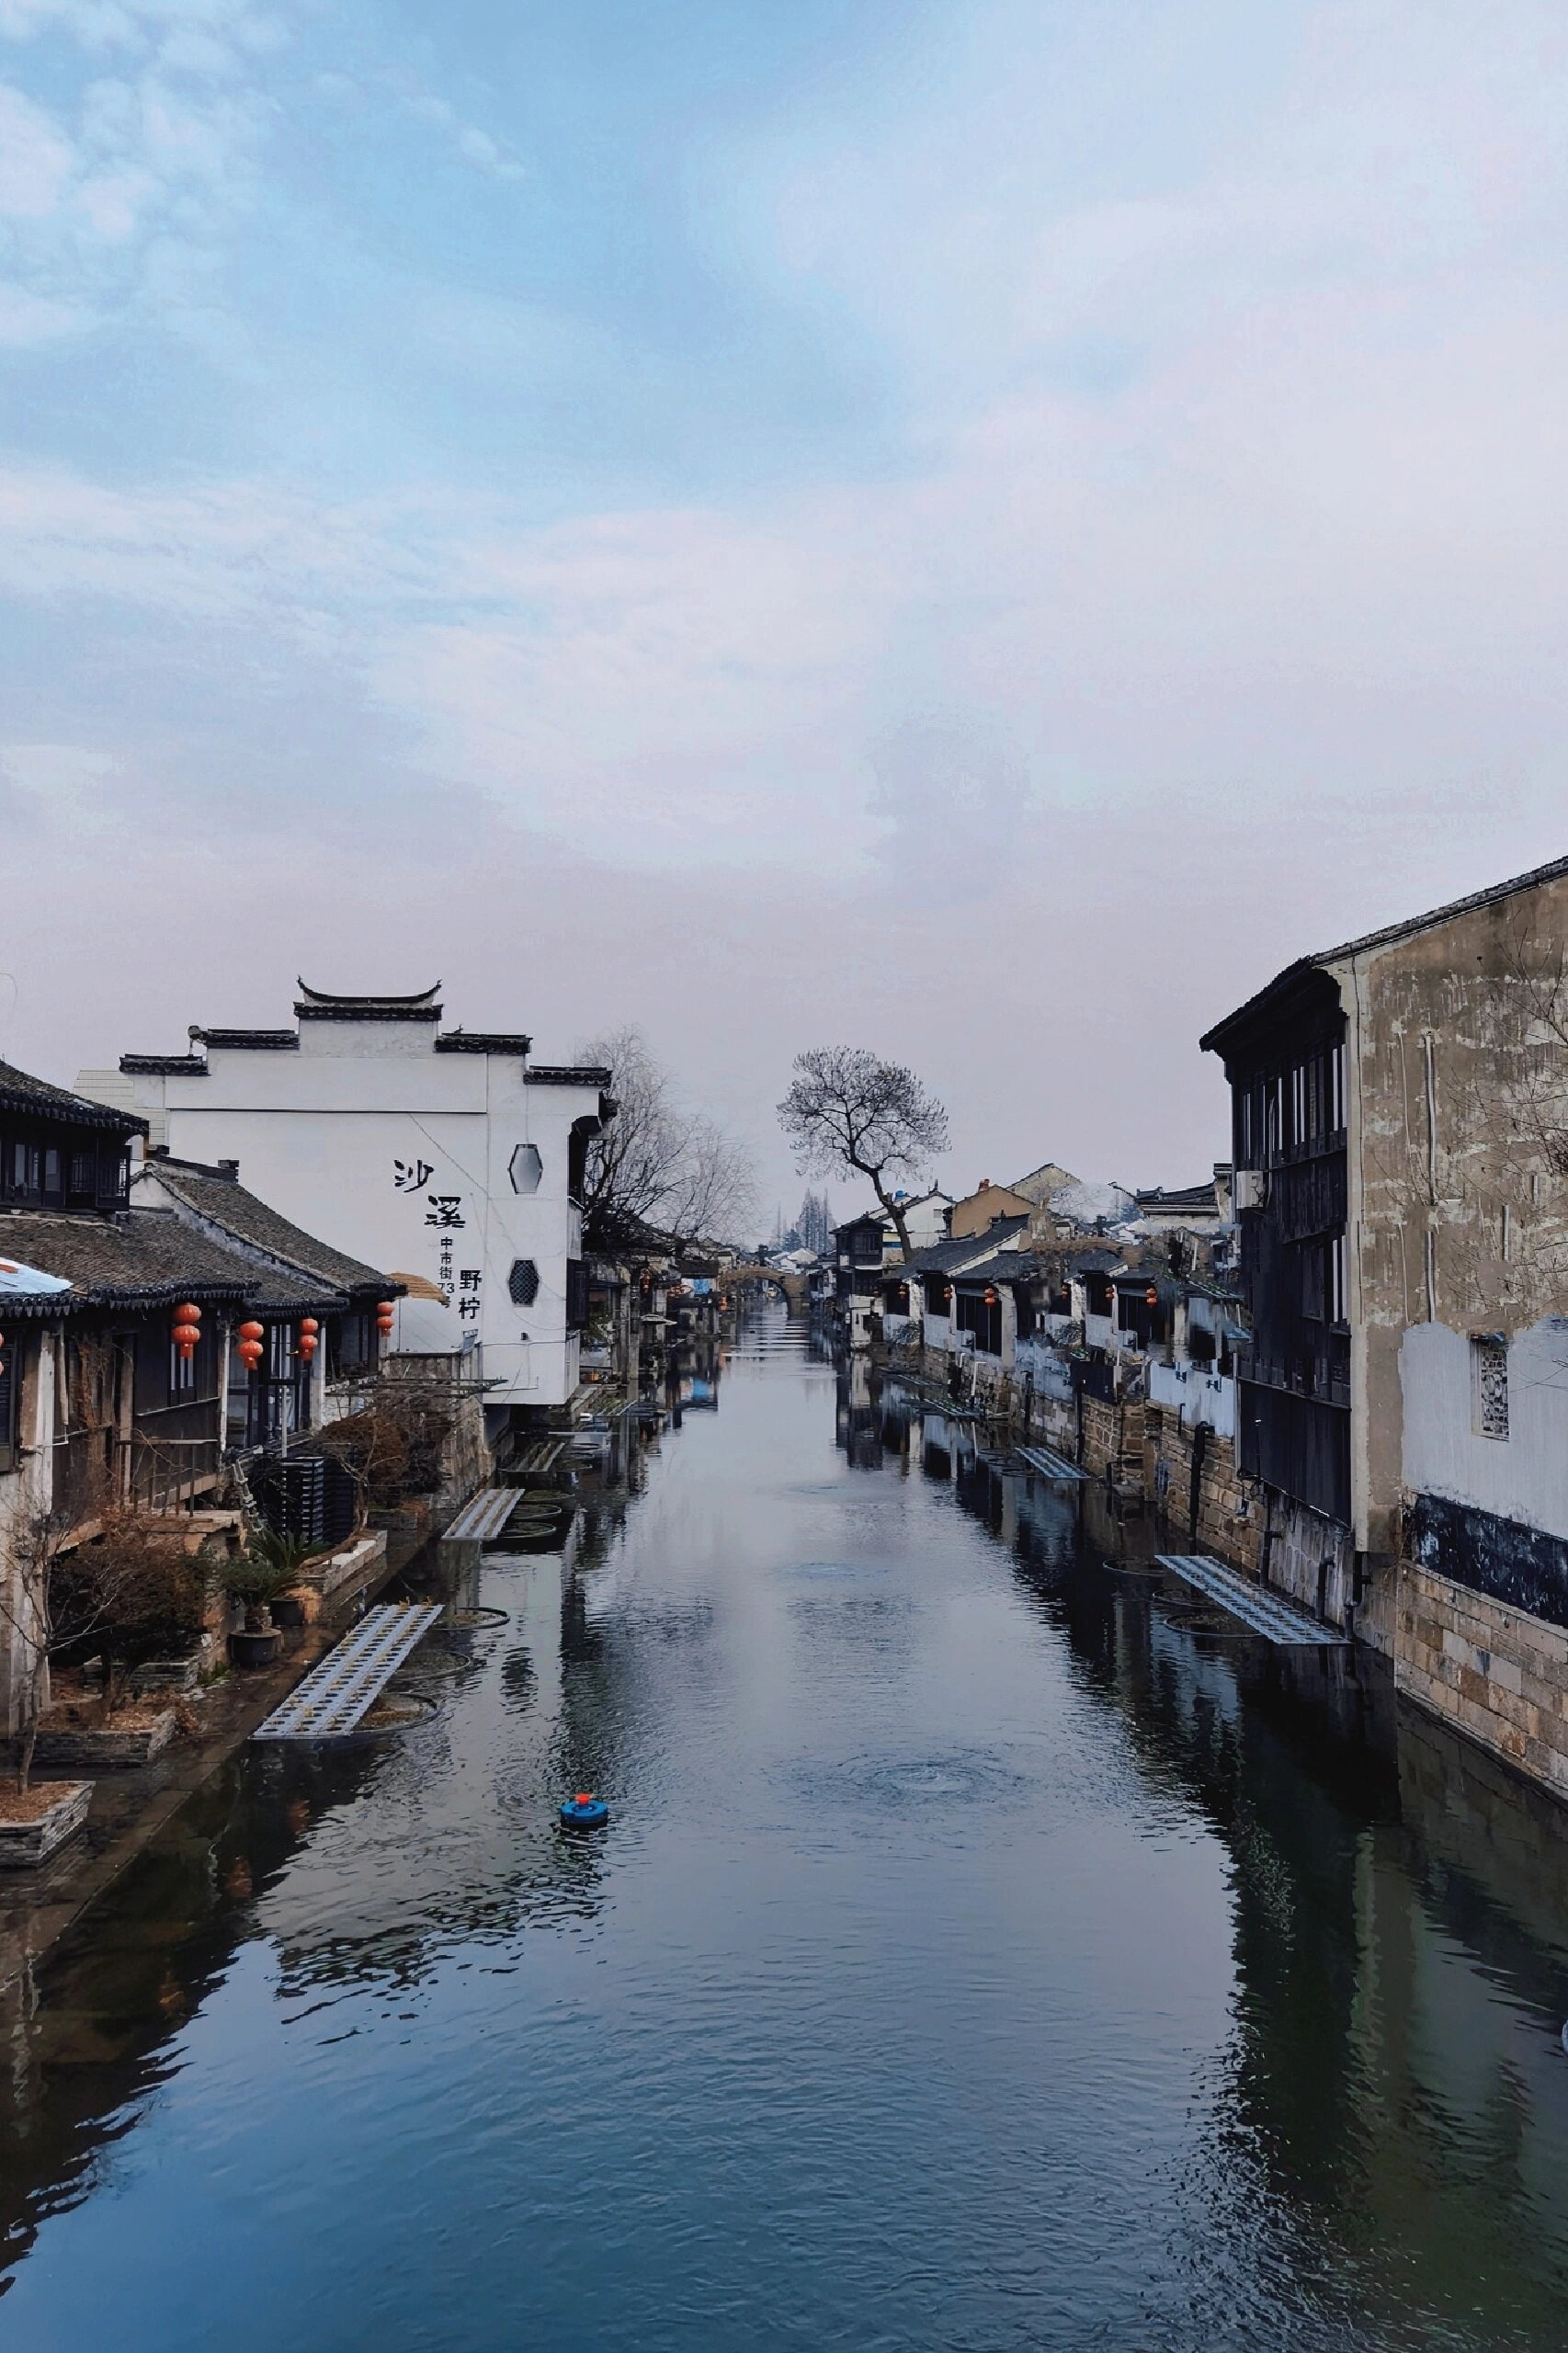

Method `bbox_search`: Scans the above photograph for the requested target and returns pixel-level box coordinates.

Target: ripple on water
[790,1745,1031,1817]
[780,1557,878,1581]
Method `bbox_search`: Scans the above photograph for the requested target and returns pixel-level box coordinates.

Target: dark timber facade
[1204,968,1355,1622]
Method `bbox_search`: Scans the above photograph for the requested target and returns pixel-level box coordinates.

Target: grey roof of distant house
[0,1061,147,1136]
[1135,1183,1220,1212]
[950,1252,1037,1287]
[138,1156,393,1303]
[906,1218,1029,1276]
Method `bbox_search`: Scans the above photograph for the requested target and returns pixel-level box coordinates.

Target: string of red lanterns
[376,1299,395,1338]
[172,1302,201,1358]
[298,1316,319,1363]
[236,1319,265,1371]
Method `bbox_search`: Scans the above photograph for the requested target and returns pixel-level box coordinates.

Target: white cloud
[0,283,87,341]
[0,84,74,217]
[386,73,526,183]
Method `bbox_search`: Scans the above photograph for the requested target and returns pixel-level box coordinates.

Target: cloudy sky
[2,0,1565,1223]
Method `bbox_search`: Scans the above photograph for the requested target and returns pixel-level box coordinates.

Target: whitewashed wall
[1014,1337,1074,1402]
[1401,1317,1568,1543]
[1148,1359,1236,1438]
[125,1021,601,1408]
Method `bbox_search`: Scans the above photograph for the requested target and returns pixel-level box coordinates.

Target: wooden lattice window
[1471,1336,1509,1441]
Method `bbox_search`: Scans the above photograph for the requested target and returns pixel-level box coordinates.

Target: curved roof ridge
[295,979,441,1006]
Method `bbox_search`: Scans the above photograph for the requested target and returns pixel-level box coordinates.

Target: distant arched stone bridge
[728,1264,812,1308]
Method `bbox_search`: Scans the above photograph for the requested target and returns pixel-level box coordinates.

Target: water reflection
[837,1359,1568,2347]
[1,1324,1567,2349]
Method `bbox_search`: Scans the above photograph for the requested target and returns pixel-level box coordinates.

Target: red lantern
[173,1301,201,1327]
[238,1320,265,1343]
[298,1328,318,1362]
[1145,1285,1158,1306]
[238,1338,263,1370]
[984,1287,998,1306]
[299,1317,319,1337]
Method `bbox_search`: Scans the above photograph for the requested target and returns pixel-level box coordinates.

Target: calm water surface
[6,1308,1568,2350]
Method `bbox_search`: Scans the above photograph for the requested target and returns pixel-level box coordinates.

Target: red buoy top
[574,1791,592,1805]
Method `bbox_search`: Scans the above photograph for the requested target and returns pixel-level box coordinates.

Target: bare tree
[778,1048,949,1265]
[662,1116,756,1253]
[579,1028,684,1233]
[578,1029,756,1250]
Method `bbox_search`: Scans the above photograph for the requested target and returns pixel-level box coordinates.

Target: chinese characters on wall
[393,1157,472,1313]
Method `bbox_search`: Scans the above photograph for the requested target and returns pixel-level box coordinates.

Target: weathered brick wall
[1396,1562,1568,1798]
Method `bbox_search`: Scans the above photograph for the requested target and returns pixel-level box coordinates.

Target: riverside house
[0,1060,402,1738]
[1202,853,1568,1796]
[94,981,615,1449]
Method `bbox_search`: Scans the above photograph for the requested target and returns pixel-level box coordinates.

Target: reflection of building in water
[0,1402,682,2277]
[1033,1534,1568,2340]
[836,1347,1568,2336]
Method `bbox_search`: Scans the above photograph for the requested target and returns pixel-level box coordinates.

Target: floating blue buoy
[560,1791,609,1830]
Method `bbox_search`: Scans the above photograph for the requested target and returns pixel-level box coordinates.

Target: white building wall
[121,1019,602,1410]
[1147,1359,1237,1438]
[1401,1317,1568,1544]
[1014,1337,1074,1403]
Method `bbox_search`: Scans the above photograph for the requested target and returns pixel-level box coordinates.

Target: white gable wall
[122,1021,600,1409]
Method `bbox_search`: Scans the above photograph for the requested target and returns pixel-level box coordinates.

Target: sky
[2,0,1567,1228]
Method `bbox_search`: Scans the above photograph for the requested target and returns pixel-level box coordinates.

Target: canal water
[5,1307,1568,2350]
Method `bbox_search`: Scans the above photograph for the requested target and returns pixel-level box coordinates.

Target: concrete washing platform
[1155,1553,1350,1647]
[251,1603,444,1741]
[1016,1445,1089,1483]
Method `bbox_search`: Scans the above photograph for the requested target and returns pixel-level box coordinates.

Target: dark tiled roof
[525,1064,612,1086]
[119,1053,207,1076]
[1201,852,1568,1053]
[951,1252,1037,1286]
[0,1062,146,1136]
[0,1209,265,1315]
[907,1217,1029,1276]
[137,1158,394,1303]
[295,979,442,1022]
[435,1030,533,1055]
[192,1029,299,1051]
[1135,1183,1219,1212]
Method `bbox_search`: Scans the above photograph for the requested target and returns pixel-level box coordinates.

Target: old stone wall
[1261,1491,1357,1628]
[1335,867,1568,1555]
[1395,1560,1568,1801]
[1079,1396,1143,1486]
[1142,1407,1263,1574]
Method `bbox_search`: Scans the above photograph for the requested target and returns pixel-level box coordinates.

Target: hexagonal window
[508,1142,543,1195]
[508,1258,540,1307]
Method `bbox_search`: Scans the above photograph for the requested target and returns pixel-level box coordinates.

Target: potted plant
[226,1531,308,1667]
